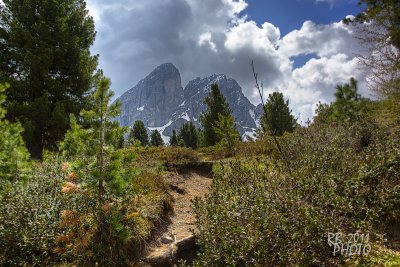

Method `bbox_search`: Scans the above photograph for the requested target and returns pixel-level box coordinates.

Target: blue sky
[87,0,366,122]
[244,0,361,68]
[245,0,360,36]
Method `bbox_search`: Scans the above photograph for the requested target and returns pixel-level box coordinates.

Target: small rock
[161,235,174,244]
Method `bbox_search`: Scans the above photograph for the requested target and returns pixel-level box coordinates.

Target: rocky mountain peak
[154,62,179,72]
[116,63,262,143]
[116,63,184,128]
[139,62,182,94]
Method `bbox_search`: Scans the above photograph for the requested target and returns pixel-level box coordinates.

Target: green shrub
[0,155,85,266]
[53,144,173,265]
[194,159,345,266]
[193,121,400,266]
[123,146,200,170]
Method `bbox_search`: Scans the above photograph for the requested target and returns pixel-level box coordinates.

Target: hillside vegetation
[192,97,400,266]
[0,0,399,266]
[1,90,399,266]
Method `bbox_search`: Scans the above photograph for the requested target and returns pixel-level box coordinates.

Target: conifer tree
[0,0,98,158]
[129,120,149,146]
[178,123,190,148]
[314,78,364,124]
[314,102,334,125]
[261,92,296,136]
[200,84,231,146]
[332,78,362,122]
[115,132,126,149]
[213,114,240,150]
[188,121,198,149]
[150,130,164,147]
[0,83,30,193]
[170,129,178,146]
[197,129,206,148]
[62,75,128,199]
[60,75,130,264]
[178,121,198,149]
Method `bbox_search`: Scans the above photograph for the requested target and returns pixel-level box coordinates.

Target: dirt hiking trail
[143,170,212,266]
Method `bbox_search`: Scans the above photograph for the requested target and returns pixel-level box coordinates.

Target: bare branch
[250,60,293,178]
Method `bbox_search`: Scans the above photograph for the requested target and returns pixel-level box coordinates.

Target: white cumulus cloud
[86,0,366,122]
[279,20,359,58]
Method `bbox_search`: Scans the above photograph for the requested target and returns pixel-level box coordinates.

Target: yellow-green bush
[123,146,200,170]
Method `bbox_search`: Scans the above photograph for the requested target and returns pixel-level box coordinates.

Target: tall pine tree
[0,0,98,158]
[213,114,240,150]
[61,75,128,202]
[314,78,364,124]
[332,78,362,122]
[178,121,198,149]
[150,130,164,147]
[129,120,149,146]
[261,92,296,136]
[200,84,231,146]
[170,129,178,146]
[60,74,130,264]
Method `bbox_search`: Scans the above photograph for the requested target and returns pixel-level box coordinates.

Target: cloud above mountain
[87,0,366,122]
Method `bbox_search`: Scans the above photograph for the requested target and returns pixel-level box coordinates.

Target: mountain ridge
[116,63,262,143]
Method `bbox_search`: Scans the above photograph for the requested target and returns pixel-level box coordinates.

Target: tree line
[1,0,399,159]
[128,83,300,150]
[116,76,368,152]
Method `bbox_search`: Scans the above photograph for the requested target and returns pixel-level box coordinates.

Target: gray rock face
[116,63,262,142]
[116,63,184,128]
[170,74,257,136]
